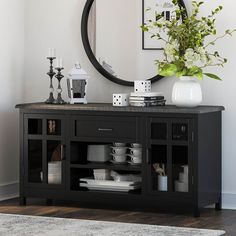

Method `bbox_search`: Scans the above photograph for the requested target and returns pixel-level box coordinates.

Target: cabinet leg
[46,199,53,206]
[193,207,200,217]
[19,197,26,206]
[215,196,222,211]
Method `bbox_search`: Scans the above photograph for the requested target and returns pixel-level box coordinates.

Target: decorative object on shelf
[153,163,167,191]
[142,0,235,107]
[112,94,129,107]
[110,146,128,164]
[45,48,56,104]
[172,77,202,107]
[93,169,111,180]
[142,0,187,50]
[129,92,165,107]
[80,177,141,192]
[54,60,66,104]
[67,62,89,104]
[51,145,61,162]
[175,165,188,192]
[111,155,127,164]
[134,80,151,93]
[47,161,62,185]
[110,171,142,182]
[47,120,56,135]
[87,145,111,163]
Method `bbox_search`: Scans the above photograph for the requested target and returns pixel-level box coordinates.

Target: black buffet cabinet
[16,103,224,217]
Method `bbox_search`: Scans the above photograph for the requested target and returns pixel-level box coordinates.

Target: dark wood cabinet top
[15,102,224,114]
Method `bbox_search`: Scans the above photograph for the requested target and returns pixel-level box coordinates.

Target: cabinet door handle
[98,128,113,132]
[61,144,66,161]
[146,148,151,164]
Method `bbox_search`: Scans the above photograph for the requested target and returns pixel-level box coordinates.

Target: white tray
[80,183,141,192]
[80,177,141,187]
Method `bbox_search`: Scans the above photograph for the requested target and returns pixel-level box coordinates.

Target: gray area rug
[0,213,225,236]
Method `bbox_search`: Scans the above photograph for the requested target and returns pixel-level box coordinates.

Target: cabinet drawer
[73,116,137,140]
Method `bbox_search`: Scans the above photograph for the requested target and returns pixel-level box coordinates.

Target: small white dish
[127,161,141,166]
[113,142,126,147]
[110,160,127,165]
[131,143,142,148]
[111,146,127,155]
[127,154,142,164]
[110,153,127,163]
[128,147,142,156]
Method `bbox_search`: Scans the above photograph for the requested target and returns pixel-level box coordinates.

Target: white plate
[80,183,141,192]
[80,177,141,187]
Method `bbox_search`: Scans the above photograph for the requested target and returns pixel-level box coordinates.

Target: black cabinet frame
[17,104,223,217]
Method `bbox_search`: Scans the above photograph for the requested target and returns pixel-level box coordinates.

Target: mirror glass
[88,0,159,82]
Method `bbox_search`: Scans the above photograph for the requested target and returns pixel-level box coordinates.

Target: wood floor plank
[0,198,234,235]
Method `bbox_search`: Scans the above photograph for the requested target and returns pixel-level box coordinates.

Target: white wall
[23,0,236,208]
[24,0,131,104]
[0,0,24,199]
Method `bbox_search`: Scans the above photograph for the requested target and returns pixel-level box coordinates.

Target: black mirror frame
[81,0,187,87]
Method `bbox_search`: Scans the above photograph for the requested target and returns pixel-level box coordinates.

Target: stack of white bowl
[48,161,62,184]
[174,165,188,192]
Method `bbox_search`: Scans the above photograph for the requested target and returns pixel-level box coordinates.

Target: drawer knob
[98,128,113,132]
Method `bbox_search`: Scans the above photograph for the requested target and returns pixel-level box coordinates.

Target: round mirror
[81,0,187,86]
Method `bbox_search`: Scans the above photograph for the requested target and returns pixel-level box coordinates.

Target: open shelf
[70,141,114,164]
[70,168,142,194]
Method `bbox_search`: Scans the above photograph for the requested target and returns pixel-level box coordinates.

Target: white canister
[158,175,168,191]
[179,173,188,184]
[172,77,202,108]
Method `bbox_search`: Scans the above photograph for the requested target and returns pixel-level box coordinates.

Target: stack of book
[129,92,166,107]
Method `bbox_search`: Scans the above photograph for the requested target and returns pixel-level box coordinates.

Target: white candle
[48,48,56,58]
[55,59,60,68]
[59,58,63,68]
[55,58,63,68]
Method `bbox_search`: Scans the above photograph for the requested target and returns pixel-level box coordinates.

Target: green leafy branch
[141,0,236,80]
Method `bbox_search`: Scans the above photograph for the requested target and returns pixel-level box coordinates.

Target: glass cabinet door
[46,140,63,185]
[147,118,192,195]
[150,145,168,192]
[172,145,189,193]
[27,140,43,183]
[25,115,65,188]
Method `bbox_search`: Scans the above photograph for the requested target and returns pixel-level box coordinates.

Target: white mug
[131,143,142,148]
[111,147,127,155]
[112,155,127,163]
[113,142,126,147]
[129,148,142,156]
[130,156,142,164]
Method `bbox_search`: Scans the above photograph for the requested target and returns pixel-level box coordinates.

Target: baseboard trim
[222,193,236,210]
[0,182,19,201]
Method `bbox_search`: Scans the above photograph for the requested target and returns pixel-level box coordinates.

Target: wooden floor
[0,198,235,235]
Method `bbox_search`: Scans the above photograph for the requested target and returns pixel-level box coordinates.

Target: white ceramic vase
[172,76,202,108]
